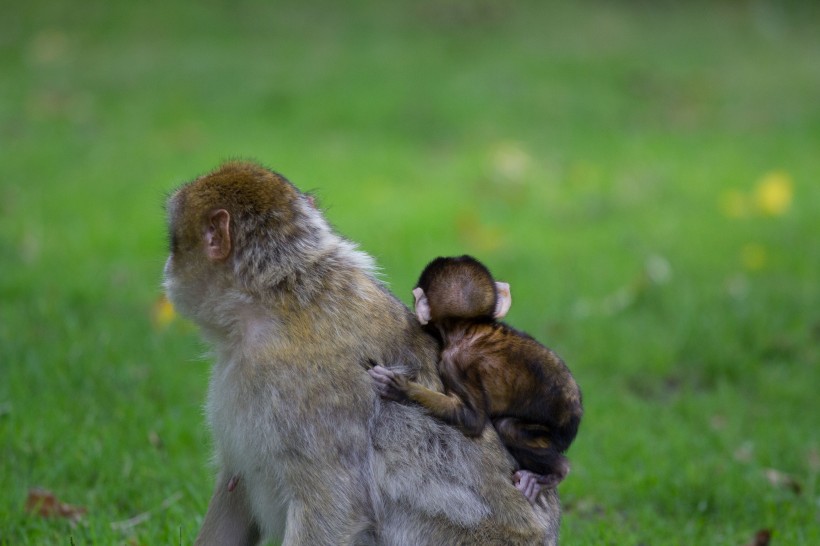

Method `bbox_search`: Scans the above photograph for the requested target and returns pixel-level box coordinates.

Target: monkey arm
[405,381,487,437]
[369,365,487,436]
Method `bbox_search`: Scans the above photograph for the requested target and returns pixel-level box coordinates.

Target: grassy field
[1,1,818,544]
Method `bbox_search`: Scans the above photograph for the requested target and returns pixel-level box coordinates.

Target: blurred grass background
[1,0,818,544]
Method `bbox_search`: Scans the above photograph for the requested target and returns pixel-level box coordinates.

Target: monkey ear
[493,282,511,319]
[413,287,431,325]
[205,209,232,262]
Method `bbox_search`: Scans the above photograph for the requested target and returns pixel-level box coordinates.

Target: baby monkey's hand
[368,365,409,401]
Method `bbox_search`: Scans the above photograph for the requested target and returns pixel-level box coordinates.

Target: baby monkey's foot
[513,470,565,505]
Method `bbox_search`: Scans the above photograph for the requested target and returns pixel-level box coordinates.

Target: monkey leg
[195,471,260,546]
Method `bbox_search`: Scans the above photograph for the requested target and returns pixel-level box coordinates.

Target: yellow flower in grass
[153,294,177,328]
[754,171,793,216]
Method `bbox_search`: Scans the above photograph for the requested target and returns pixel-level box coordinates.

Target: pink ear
[494,282,511,319]
[413,287,431,325]
[205,209,231,261]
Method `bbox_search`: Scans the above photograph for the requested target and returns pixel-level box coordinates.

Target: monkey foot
[512,470,564,505]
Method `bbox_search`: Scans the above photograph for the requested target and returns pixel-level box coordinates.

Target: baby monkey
[369,256,582,504]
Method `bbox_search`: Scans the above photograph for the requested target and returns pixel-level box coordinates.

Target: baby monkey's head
[413,255,511,325]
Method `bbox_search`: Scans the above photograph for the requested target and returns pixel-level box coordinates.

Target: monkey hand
[368,365,409,401]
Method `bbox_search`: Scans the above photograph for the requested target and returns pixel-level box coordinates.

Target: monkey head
[162,161,327,330]
[413,255,511,325]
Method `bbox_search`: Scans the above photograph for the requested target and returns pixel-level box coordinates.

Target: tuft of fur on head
[416,255,497,323]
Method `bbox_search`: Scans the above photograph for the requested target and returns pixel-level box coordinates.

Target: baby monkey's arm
[368,365,487,436]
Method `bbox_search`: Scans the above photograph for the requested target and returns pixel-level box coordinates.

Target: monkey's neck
[239,228,376,305]
[436,319,490,347]
[199,288,282,352]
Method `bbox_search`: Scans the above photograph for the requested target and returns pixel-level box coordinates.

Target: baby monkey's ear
[413,287,431,325]
[493,282,511,319]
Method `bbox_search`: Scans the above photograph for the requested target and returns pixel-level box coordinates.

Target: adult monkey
[163,161,560,545]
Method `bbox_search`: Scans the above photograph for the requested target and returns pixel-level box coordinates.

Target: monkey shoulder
[494,322,555,362]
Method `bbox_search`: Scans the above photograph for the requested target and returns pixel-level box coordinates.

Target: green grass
[1,1,818,543]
